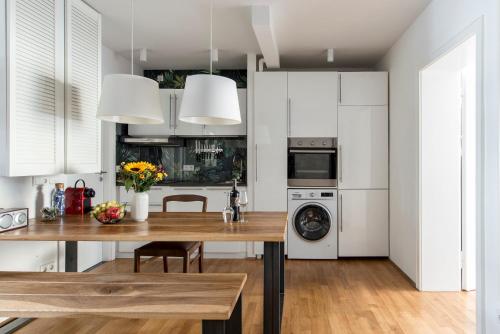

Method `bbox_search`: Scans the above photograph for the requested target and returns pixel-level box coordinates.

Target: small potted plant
[118,161,167,221]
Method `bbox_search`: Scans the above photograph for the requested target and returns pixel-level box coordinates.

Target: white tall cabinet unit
[338,72,389,257]
[288,72,338,137]
[0,0,102,176]
[0,0,65,176]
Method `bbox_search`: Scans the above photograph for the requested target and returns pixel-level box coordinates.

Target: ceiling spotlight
[327,48,335,63]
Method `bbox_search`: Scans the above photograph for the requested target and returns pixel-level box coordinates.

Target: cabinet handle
[287,98,291,136]
[174,94,178,129]
[338,145,343,183]
[169,94,173,129]
[255,144,258,182]
[339,193,343,232]
[339,73,342,104]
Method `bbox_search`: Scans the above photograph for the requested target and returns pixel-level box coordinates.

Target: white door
[204,89,247,136]
[65,0,102,174]
[338,106,388,189]
[128,89,176,136]
[339,72,388,106]
[174,90,204,136]
[288,72,338,138]
[254,72,288,211]
[338,189,389,257]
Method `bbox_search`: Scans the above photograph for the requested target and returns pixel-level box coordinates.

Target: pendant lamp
[178,2,241,125]
[97,0,163,124]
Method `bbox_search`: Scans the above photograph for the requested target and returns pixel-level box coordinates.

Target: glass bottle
[222,192,234,224]
[229,179,240,221]
[53,183,65,216]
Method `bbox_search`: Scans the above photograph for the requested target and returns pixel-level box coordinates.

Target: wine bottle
[230,179,240,221]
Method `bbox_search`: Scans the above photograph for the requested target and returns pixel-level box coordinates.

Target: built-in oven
[288,138,337,187]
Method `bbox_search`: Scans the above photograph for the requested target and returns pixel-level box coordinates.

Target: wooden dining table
[0,211,287,334]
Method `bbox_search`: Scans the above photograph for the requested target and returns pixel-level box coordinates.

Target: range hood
[121,136,184,146]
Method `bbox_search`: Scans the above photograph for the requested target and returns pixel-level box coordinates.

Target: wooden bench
[0,272,246,334]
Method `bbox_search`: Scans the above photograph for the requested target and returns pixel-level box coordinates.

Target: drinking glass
[239,191,248,223]
[222,192,234,224]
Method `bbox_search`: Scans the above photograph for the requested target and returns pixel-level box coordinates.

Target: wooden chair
[134,195,207,273]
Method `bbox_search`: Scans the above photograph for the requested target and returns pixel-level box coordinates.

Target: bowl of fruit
[92,201,127,224]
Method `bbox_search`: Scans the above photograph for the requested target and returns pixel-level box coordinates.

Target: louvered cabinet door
[4,0,65,176]
[65,0,102,173]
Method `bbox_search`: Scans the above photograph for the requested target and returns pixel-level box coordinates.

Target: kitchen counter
[116,181,247,188]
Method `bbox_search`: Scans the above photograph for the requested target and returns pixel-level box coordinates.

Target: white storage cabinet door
[288,72,338,138]
[338,189,389,257]
[339,72,388,106]
[204,89,247,136]
[338,106,388,189]
[65,0,102,173]
[1,0,65,176]
[128,89,176,136]
[254,72,288,211]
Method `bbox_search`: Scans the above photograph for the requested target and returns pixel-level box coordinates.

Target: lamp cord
[131,0,134,75]
[209,0,213,75]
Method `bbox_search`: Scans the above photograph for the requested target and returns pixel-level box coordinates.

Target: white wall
[378,0,499,332]
[0,45,143,271]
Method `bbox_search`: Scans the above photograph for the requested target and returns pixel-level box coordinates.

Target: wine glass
[239,191,248,223]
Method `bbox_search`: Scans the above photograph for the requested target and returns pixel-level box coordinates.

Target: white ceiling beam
[251,5,280,68]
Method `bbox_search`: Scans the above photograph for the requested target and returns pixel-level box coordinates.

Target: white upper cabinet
[65,0,102,174]
[254,72,288,211]
[204,89,247,136]
[173,89,203,136]
[0,0,65,176]
[128,89,176,136]
[338,189,389,257]
[338,106,388,189]
[288,72,338,138]
[339,72,388,106]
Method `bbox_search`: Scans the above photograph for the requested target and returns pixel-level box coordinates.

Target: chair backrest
[162,194,208,213]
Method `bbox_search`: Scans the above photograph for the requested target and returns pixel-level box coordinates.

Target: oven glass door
[288,150,337,186]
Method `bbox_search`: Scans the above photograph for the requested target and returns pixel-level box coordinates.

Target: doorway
[419,35,477,292]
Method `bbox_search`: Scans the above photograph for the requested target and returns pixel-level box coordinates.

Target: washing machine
[287,189,337,259]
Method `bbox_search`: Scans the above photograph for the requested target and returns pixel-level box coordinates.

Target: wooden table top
[0,272,247,320]
[0,212,287,242]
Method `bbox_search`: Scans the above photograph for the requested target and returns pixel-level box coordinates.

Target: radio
[65,179,95,215]
[0,208,29,233]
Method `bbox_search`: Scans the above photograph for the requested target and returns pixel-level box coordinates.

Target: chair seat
[136,241,201,253]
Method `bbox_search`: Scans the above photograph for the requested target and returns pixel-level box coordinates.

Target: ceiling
[86,0,431,69]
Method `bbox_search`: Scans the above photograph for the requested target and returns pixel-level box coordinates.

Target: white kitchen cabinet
[288,72,338,138]
[338,106,388,189]
[338,189,389,257]
[0,0,66,176]
[339,72,388,106]
[65,0,102,174]
[173,90,204,136]
[128,89,176,136]
[204,89,247,136]
[254,72,288,212]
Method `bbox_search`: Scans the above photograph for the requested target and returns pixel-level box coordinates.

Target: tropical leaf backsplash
[144,69,247,89]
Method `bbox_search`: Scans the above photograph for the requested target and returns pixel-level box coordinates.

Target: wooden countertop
[0,212,287,242]
[0,272,247,320]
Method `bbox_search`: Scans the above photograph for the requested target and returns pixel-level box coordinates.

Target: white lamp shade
[179,74,241,125]
[97,74,164,124]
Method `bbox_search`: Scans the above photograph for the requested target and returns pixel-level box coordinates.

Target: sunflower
[123,161,157,174]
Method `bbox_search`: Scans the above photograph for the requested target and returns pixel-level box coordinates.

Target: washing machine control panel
[289,190,336,200]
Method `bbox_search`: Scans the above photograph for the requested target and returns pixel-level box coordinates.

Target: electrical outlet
[33,176,50,186]
[183,164,195,172]
[40,262,56,272]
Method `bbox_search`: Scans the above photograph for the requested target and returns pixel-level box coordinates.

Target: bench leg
[264,242,282,334]
[202,295,242,334]
[65,241,78,272]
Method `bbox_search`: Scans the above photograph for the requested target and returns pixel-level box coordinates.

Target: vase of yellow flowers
[119,161,167,221]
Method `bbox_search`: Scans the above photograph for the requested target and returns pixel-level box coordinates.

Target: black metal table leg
[280,242,285,325]
[264,242,281,334]
[202,320,226,334]
[65,241,78,272]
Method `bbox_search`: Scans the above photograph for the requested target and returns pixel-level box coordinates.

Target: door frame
[417,14,484,319]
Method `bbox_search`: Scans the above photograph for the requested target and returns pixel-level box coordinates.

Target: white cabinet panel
[288,72,338,138]
[128,89,176,136]
[173,90,204,136]
[254,72,288,211]
[339,72,388,106]
[0,0,65,176]
[204,89,247,136]
[338,106,388,189]
[338,190,389,257]
[65,0,101,174]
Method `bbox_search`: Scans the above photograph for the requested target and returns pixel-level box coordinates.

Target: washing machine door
[293,203,331,241]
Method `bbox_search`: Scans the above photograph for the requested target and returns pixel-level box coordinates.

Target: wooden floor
[18,258,475,334]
